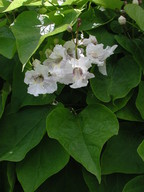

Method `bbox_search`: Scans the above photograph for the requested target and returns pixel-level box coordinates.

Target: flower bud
[132,0,139,4]
[38,7,47,14]
[53,38,59,45]
[77,18,82,27]
[118,15,126,25]
[67,25,72,32]
[45,49,52,58]
[138,0,142,4]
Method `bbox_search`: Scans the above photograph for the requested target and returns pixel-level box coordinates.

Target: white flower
[67,57,94,88]
[49,44,67,61]
[86,43,118,66]
[98,61,107,76]
[24,61,57,96]
[132,0,139,4]
[118,15,126,25]
[86,43,117,76]
[63,40,84,59]
[82,35,97,46]
[57,0,64,5]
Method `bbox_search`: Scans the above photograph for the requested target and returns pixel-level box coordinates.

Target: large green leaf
[11,9,80,64]
[83,169,134,192]
[16,136,69,192]
[46,104,119,182]
[0,106,51,161]
[101,123,144,174]
[90,56,141,102]
[136,81,144,120]
[125,4,144,31]
[92,0,123,10]
[10,62,55,112]
[122,175,144,192]
[0,27,16,59]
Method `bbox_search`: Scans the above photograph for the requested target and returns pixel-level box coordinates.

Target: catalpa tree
[0,0,144,191]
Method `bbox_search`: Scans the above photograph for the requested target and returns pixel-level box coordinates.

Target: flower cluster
[24,35,117,96]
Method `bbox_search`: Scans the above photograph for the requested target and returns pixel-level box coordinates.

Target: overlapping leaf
[16,136,69,192]
[0,106,51,161]
[11,9,80,64]
[47,104,119,182]
[90,56,141,102]
[101,123,144,174]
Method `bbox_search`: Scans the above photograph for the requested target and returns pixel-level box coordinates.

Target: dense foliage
[0,0,144,191]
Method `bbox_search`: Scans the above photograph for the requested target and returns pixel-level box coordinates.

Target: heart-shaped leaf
[46,104,119,182]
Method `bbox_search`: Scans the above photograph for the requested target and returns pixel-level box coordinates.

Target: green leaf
[122,175,144,192]
[73,8,114,31]
[0,55,15,82]
[0,162,15,192]
[90,56,141,102]
[137,140,144,162]
[87,89,133,112]
[16,136,69,192]
[136,81,144,119]
[11,9,80,64]
[101,123,144,174]
[36,160,88,192]
[0,82,11,118]
[0,106,51,162]
[10,62,55,112]
[46,105,119,182]
[115,35,144,71]
[116,100,143,122]
[83,169,134,192]
[92,0,123,10]
[7,163,15,192]
[0,26,16,59]
[0,0,9,12]
[88,26,116,46]
[125,4,144,31]
[4,0,31,12]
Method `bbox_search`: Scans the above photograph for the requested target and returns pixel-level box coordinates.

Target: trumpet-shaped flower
[24,61,57,96]
[86,43,117,66]
[63,40,84,59]
[67,57,94,88]
[82,35,97,46]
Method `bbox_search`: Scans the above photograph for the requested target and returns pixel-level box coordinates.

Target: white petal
[98,62,107,76]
